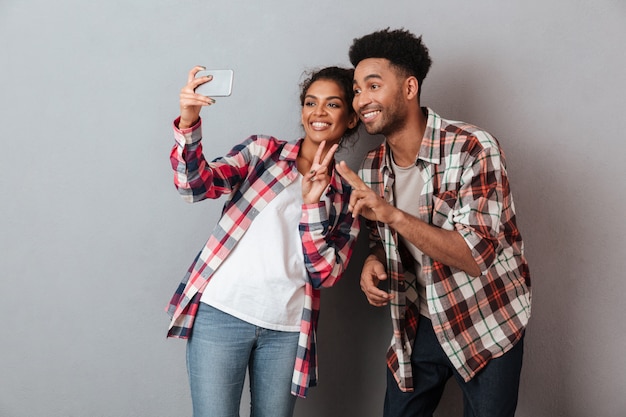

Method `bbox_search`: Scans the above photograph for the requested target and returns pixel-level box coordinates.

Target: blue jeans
[186,303,299,417]
[384,316,524,417]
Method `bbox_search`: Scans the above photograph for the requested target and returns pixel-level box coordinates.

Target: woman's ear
[348,113,358,129]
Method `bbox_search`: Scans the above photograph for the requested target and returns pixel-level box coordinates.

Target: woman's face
[301,79,357,146]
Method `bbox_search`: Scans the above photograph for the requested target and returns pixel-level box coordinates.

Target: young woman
[166,65,361,417]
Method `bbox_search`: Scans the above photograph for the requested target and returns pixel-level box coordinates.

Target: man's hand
[335,161,397,223]
[360,255,394,307]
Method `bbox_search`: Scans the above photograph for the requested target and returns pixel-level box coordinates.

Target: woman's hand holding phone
[178,66,216,129]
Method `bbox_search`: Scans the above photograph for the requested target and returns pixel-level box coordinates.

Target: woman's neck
[296,139,335,175]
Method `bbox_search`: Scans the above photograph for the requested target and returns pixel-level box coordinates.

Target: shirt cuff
[456,224,494,273]
[301,202,328,229]
[173,117,202,146]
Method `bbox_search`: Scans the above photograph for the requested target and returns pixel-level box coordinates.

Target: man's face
[352,58,408,136]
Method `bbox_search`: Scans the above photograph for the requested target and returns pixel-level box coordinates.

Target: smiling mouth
[361,110,380,120]
[311,122,330,128]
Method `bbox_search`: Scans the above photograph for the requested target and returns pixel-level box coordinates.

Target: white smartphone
[194,69,234,97]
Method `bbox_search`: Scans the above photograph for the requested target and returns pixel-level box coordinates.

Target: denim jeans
[186,303,299,417]
[384,316,524,417]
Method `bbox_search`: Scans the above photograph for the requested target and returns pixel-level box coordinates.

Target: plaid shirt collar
[379,108,442,173]
[377,107,441,183]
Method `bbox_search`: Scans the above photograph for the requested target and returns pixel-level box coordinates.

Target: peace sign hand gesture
[302,141,339,204]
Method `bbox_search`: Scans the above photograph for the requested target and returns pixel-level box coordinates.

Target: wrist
[364,253,382,265]
[178,117,199,130]
[302,198,323,206]
[385,206,405,228]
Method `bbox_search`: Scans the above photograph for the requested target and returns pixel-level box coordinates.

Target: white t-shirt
[390,156,430,317]
[200,175,307,331]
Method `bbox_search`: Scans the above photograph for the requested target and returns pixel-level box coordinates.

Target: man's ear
[405,76,419,100]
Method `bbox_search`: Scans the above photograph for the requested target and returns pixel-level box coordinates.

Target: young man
[336,28,531,417]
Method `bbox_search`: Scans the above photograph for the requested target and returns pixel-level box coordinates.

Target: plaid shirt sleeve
[448,141,508,271]
[170,117,256,202]
[427,126,531,381]
[299,179,360,289]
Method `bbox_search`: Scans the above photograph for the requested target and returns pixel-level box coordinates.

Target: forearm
[388,208,481,277]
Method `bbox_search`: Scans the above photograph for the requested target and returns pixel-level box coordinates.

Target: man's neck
[386,107,427,167]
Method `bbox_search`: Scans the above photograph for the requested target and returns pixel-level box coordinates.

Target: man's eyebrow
[353,74,383,84]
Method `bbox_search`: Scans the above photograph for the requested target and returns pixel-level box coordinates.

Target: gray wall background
[1,1,625,416]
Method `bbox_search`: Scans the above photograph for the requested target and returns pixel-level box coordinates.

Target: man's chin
[363,124,382,136]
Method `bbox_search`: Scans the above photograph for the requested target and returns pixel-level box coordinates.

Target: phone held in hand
[195,69,234,97]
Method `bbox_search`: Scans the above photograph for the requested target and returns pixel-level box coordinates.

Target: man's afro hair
[349,28,432,84]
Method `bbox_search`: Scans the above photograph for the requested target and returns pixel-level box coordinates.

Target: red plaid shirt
[359,108,531,391]
[166,118,360,398]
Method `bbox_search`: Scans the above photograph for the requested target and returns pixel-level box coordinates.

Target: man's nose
[354,92,370,112]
